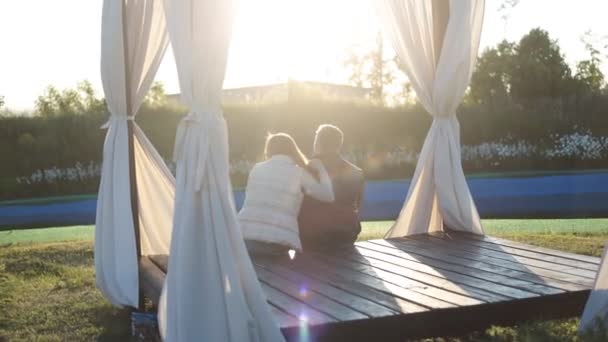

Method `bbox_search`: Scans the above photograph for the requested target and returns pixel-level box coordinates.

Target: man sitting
[299,124,365,251]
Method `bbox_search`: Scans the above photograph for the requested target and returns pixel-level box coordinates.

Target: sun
[224,0,379,88]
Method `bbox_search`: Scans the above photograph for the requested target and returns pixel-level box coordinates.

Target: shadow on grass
[2,241,94,267]
[0,241,134,341]
[87,305,133,342]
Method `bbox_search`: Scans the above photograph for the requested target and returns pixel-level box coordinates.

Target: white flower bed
[544,132,608,160]
[343,147,418,167]
[462,132,607,162]
[461,141,538,161]
[14,132,608,186]
[16,161,101,185]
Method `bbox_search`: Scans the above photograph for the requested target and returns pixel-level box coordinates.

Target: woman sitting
[238,133,334,257]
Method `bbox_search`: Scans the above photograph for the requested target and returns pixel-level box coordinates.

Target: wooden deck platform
[139,232,600,341]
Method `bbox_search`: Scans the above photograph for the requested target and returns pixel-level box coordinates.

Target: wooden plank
[141,231,597,342]
[281,287,590,342]
[394,238,593,287]
[444,233,599,271]
[269,303,300,328]
[419,235,598,279]
[148,254,341,325]
[407,235,597,279]
[255,261,397,318]
[307,252,480,308]
[260,282,336,326]
[387,238,595,287]
[148,252,432,317]
[421,235,596,288]
[360,243,563,298]
[462,233,601,264]
[334,245,516,304]
[139,257,164,305]
[256,266,368,321]
[290,254,447,311]
[356,242,560,297]
[149,252,429,314]
[149,254,168,272]
[370,238,588,292]
[259,258,428,315]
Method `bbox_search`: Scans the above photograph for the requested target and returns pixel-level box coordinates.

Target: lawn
[3,218,608,247]
[360,219,608,257]
[0,225,94,245]
[1,220,608,341]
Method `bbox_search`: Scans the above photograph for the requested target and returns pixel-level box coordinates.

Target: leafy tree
[510,28,574,102]
[470,28,607,106]
[77,80,106,114]
[143,81,168,108]
[343,49,366,88]
[36,86,82,116]
[0,95,4,110]
[576,60,605,94]
[469,40,516,105]
[35,80,105,117]
[367,32,392,103]
[575,31,605,94]
[343,32,398,104]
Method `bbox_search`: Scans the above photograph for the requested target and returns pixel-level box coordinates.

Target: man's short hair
[316,124,344,152]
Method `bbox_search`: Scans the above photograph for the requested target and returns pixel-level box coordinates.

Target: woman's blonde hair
[264,133,309,167]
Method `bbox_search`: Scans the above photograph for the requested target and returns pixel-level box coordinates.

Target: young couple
[238,124,365,258]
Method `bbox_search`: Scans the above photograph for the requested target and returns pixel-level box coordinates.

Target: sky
[0,0,607,110]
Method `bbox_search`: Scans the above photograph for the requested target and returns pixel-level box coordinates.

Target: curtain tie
[173,111,224,191]
[100,115,135,129]
[431,116,458,128]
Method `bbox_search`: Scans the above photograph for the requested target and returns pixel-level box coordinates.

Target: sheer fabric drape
[96,0,170,307]
[157,0,284,341]
[579,244,608,333]
[374,0,485,236]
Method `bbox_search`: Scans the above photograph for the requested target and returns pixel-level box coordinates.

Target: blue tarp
[358,172,608,220]
[2,172,608,229]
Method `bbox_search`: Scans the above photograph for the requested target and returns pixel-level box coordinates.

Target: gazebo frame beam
[121,0,144,310]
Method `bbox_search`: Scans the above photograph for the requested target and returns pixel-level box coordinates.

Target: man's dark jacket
[298,153,364,251]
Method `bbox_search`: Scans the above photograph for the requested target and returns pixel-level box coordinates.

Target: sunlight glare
[226,0,379,87]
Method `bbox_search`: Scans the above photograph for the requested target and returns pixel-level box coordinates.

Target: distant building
[167,80,372,106]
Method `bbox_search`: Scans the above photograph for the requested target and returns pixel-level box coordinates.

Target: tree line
[1,28,607,199]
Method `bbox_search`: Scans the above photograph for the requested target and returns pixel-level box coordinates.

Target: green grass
[0,241,131,341]
[359,218,608,245]
[3,218,608,247]
[0,225,94,245]
[1,220,608,341]
[463,168,608,179]
[0,193,96,206]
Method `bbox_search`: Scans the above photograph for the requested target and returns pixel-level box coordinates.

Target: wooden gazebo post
[432,0,450,66]
[121,0,144,310]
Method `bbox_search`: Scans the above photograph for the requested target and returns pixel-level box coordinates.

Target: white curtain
[158,0,284,341]
[579,244,608,333]
[375,0,485,237]
[96,0,170,307]
[133,125,175,256]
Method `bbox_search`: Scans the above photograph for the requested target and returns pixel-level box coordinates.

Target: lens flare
[298,312,310,341]
[299,286,308,298]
